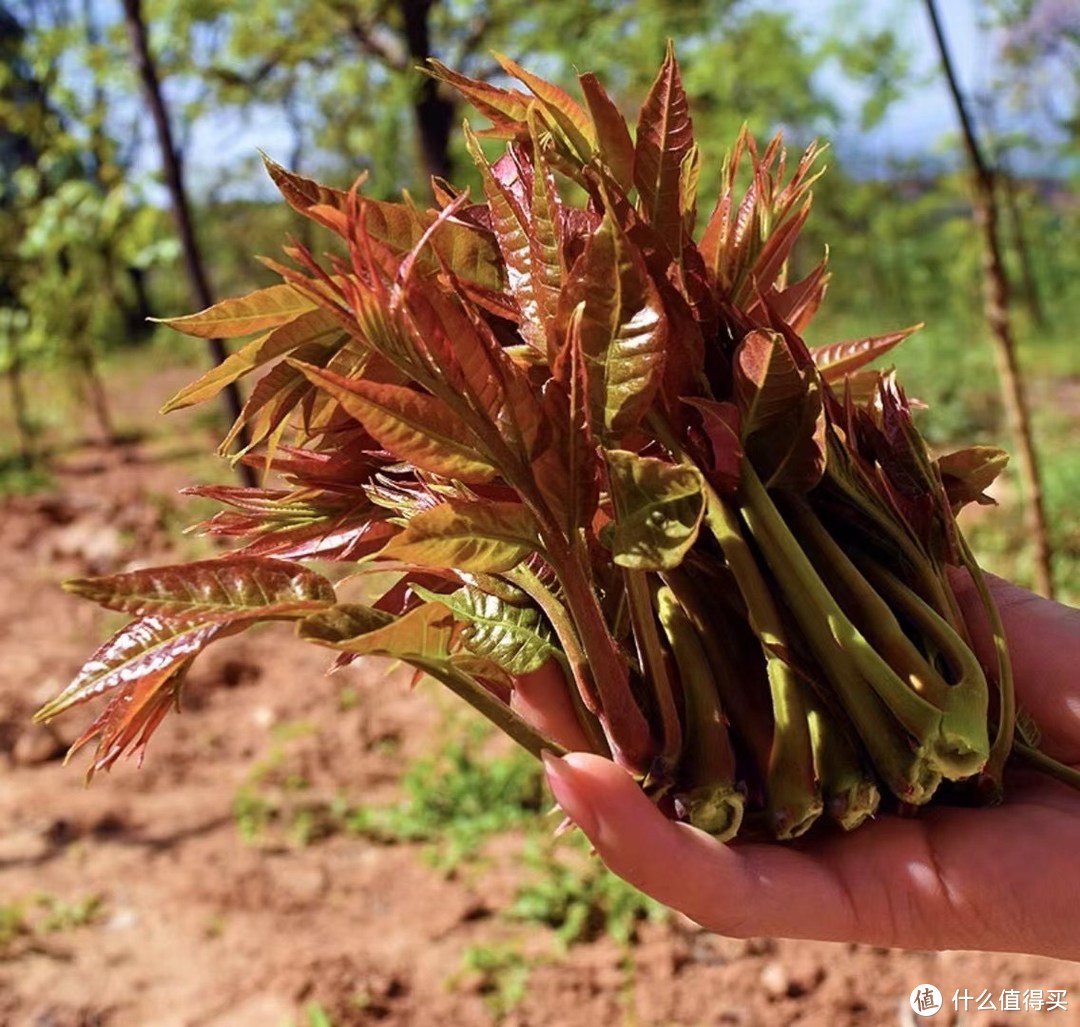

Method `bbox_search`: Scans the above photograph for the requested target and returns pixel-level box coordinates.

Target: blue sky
[776,0,1009,164]
[183,0,1069,191]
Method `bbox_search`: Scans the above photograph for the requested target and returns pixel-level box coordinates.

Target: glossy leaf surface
[292,362,499,483]
[154,284,316,338]
[414,584,556,675]
[564,214,666,440]
[36,618,223,722]
[64,558,336,621]
[299,601,454,660]
[381,501,539,574]
[606,449,705,570]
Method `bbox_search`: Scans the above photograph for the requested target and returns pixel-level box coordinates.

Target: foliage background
[2,0,1076,596]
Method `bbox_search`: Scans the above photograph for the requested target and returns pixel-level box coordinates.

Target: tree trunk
[124,265,155,339]
[399,0,454,186]
[120,0,256,484]
[924,0,1053,598]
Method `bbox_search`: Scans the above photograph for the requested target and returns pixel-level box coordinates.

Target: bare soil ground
[2,374,1079,1027]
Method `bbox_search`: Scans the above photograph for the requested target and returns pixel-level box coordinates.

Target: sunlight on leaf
[605,449,705,570]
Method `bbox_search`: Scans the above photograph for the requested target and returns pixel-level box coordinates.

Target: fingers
[542,751,862,943]
[951,569,1080,764]
[512,661,595,752]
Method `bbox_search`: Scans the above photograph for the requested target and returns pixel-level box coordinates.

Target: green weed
[453,943,533,1022]
[0,455,52,496]
[280,1001,336,1027]
[232,719,330,847]
[0,892,104,958]
[509,834,667,948]
[347,718,545,871]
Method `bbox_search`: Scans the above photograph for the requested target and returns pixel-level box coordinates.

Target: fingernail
[541,750,599,838]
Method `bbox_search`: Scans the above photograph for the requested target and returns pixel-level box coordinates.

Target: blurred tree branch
[120,0,256,484]
[924,0,1053,597]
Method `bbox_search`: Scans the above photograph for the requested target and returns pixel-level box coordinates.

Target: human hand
[523,574,1080,960]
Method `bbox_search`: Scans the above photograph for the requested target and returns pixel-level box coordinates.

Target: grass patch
[510,833,667,948]
[452,943,534,1021]
[0,892,104,959]
[348,717,545,870]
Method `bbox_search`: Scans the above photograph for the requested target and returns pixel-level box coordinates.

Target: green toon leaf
[605,449,705,570]
[298,601,454,660]
[464,125,548,352]
[492,51,595,160]
[524,116,566,353]
[263,153,507,292]
[937,446,1009,512]
[425,59,533,133]
[380,500,540,575]
[633,41,694,254]
[532,307,600,536]
[63,557,336,621]
[578,71,635,193]
[413,584,556,675]
[300,601,565,760]
[811,326,920,382]
[734,330,825,493]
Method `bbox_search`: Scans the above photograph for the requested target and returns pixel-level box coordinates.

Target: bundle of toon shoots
[37,46,1079,842]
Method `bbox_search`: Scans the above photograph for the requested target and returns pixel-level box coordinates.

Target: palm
[534,575,1080,960]
[753,767,1080,956]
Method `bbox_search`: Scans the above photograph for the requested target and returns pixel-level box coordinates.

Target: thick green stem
[734,462,944,801]
[412,657,567,761]
[856,556,988,726]
[806,695,881,830]
[956,534,1015,794]
[663,566,771,770]
[664,565,820,838]
[820,435,963,636]
[741,459,988,779]
[520,537,655,773]
[654,584,744,841]
[626,569,682,778]
[506,565,610,757]
[652,413,821,829]
[761,657,824,839]
[789,498,988,743]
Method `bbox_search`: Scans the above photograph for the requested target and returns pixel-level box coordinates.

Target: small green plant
[510,835,667,947]
[36,893,104,933]
[300,1002,334,1027]
[0,892,104,958]
[280,1001,336,1027]
[232,719,328,846]
[232,786,278,844]
[454,943,533,1021]
[0,902,27,955]
[348,718,544,870]
[0,454,52,496]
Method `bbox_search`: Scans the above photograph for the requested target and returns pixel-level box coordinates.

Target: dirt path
[2,425,1078,1026]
